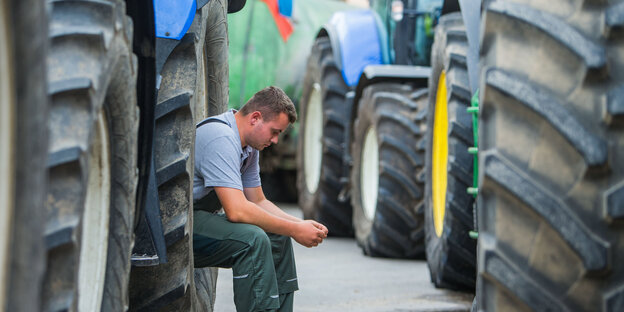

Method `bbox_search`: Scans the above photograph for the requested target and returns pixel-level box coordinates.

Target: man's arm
[243,186,300,222]
[214,186,326,247]
[244,186,329,235]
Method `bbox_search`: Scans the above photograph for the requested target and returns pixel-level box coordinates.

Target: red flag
[261,0,294,42]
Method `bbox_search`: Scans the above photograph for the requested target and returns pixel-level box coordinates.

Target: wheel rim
[304,83,323,194]
[360,126,379,221]
[432,71,449,237]
[78,109,111,311]
[0,1,14,306]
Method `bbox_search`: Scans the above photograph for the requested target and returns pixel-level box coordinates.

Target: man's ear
[249,111,262,125]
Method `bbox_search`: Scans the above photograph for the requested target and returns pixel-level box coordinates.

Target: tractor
[298,0,440,255]
[1,0,246,310]
[297,0,624,310]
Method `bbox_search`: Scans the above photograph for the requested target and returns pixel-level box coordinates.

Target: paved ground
[214,204,474,312]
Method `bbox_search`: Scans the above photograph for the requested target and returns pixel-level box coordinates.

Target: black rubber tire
[227,0,247,13]
[296,36,353,236]
[259,129,299,203]
[193,268,219,311]
[350,83,428,258]
[128,0,229,310]
[199,0,229,119]
[261,169,298,203]
[477,1,624,311]
[43,0,139,311]
[259,125,298,204]
[424,12,476,290]
[1,0,48,310]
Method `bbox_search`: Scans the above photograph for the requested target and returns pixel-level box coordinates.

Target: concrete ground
[214,204,473,312]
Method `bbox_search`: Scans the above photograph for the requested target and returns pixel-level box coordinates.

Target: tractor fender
[316,9,389,88]
[154,0,221,40]
[155,0,197,40]
[153,0,218,76]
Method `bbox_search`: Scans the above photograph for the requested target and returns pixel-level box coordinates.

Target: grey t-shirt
[193,109,261,201]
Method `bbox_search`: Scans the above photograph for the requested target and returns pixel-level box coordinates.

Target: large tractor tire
[1,0,48,310]
[350,83,428,258]
[297,36,353,236]
[43,0,139,311]
[130,0,228,311]
[477,1,624,311]
[424,13,476,290]
[128,0,229,311]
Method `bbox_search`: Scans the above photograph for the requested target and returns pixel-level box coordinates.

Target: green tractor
[299,0,624,310]
[474,1,623,309]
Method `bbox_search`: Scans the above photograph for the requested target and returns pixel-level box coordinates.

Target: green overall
[193,191,299,312]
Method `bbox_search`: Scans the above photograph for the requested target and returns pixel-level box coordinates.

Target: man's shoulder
[197,110,231,126]
[196,116,233,136]
[197,110,233,125]
[197,127,237,147]
[197,119,232,133]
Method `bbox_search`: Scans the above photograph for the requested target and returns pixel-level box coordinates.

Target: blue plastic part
[278,0,292,17]
[154,0,196,40]
[328,10,384,87]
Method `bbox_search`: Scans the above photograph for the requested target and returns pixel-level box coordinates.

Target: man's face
[248,112,290,150]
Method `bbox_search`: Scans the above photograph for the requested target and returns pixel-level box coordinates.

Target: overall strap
[193,190,222,212]
[196,117,228,129]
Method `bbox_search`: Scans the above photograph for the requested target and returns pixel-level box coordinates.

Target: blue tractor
[1,0,245,310]
[297,0,445,256]
[298,0,624,310]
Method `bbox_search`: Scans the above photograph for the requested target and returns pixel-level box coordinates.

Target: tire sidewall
[201,0,229,118]
[100,53,139,311]
[296,38,325,220]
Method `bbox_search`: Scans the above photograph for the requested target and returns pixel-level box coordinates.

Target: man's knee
[242,224,272,252]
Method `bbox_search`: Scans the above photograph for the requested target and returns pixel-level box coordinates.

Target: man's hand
[303,220,328,237]
[292,221,327,248]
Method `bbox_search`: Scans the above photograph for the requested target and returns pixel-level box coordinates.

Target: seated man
[193,86,328,311]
